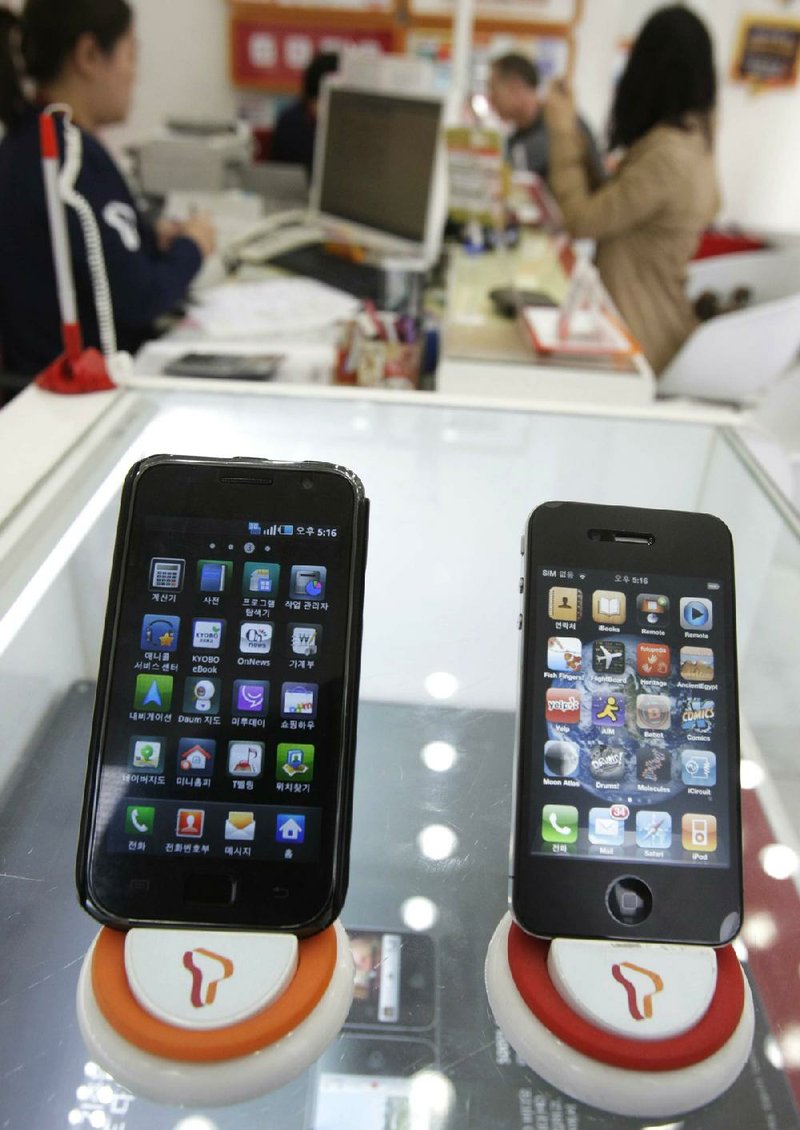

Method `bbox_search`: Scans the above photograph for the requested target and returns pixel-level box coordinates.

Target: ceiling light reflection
[740,758,765,790]
[400,896,438,931]
[778,1025,800,1069]
[173,1119,221,1130]
[471,94,490,119]
[418,824,458,861]
[741,910,777,950]
[421,741,457,772]
[764,1034,785,1071]
[409,1070,456,1119]
[424,671,459,700]
[759,843,799,881]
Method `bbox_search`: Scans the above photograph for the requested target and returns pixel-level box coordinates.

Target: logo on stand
[611,961,664,1021]
[182,947,234,1008]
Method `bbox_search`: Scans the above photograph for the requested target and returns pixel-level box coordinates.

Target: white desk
[135,229,656,408]
[437,235,655,406]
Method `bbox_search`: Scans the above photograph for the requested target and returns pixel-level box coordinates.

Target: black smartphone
[77,455,369,934]
[511,501,742,946]
[347,929,436,1030]
[163,353,283,381]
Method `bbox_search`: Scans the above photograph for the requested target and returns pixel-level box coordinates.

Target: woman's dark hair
[0,0,132,131]
[302,52,339,103]
[610,5,716,150]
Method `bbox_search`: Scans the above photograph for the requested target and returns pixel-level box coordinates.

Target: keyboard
[268,243,385,302]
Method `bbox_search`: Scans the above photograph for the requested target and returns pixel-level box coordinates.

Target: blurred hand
[182,213,217,259]
[155,218,183,252]
[544,79,577,132]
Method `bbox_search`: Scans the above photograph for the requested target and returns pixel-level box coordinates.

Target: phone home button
[183,873,236,906]
[606,876,652,926]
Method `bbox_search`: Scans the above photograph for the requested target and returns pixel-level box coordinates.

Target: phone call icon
[541,804,578,844]
[125,805,154,836]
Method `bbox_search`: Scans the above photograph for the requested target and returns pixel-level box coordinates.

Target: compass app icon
[636,811,672,850]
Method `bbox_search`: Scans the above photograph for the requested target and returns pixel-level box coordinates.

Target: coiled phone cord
[46,103,118,359]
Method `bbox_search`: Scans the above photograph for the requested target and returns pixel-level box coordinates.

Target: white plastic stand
[76,919,354,1107]
[485,913,754,1119]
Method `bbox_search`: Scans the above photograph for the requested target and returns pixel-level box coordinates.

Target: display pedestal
[485,913,754,1119]
[76,920,354,1107]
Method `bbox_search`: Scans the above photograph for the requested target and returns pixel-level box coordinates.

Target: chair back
[659,291,800,403]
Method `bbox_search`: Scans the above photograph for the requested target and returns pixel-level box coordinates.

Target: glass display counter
[1,387,798,1129]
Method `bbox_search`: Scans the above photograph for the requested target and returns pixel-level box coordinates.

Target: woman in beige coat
[545,6,720,374]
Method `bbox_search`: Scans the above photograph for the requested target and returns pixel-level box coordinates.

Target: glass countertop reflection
[0,387,799,1128]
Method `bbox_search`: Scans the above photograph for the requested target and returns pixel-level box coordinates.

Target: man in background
[488,53,605,188]
[271,51,339,177]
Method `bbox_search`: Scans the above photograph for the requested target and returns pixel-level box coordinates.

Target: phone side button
[606,876,653,926]
[183,873,236,906]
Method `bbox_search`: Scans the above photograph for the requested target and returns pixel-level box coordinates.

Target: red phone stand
[76,920,354,1106]
[35,346,115,394]
[485,913,754,1118]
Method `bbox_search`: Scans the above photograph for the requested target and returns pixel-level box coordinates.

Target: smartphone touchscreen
[79,457,367,931]
[513,504,742,945]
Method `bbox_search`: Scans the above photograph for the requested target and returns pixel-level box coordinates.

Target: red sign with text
[232,20,395,89]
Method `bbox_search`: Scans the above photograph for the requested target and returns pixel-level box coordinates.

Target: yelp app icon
[545,688,581,724]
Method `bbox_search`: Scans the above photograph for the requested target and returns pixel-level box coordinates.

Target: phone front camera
[302,478,314,491]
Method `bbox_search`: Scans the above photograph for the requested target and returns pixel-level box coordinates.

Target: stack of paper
[189,278,360,338]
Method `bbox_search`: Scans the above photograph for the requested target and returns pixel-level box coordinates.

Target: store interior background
[58,0,800,238]
[1,0,793,231]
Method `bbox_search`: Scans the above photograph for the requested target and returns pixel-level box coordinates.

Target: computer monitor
[310,83,447,267]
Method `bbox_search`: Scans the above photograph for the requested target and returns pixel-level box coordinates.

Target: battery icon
[707,582,720,590]
[278,524,294,536]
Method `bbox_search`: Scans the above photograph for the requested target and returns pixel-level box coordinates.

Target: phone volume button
[519,577,524,594]
[518,613,523,630]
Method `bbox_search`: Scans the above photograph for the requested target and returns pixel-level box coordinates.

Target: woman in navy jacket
[0,0,215,376]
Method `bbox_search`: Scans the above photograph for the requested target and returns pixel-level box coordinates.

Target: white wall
[109,0,237,148]
[574,0,800,234]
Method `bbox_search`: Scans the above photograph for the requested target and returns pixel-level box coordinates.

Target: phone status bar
[540,568,721,591]
[146,517,339,539]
